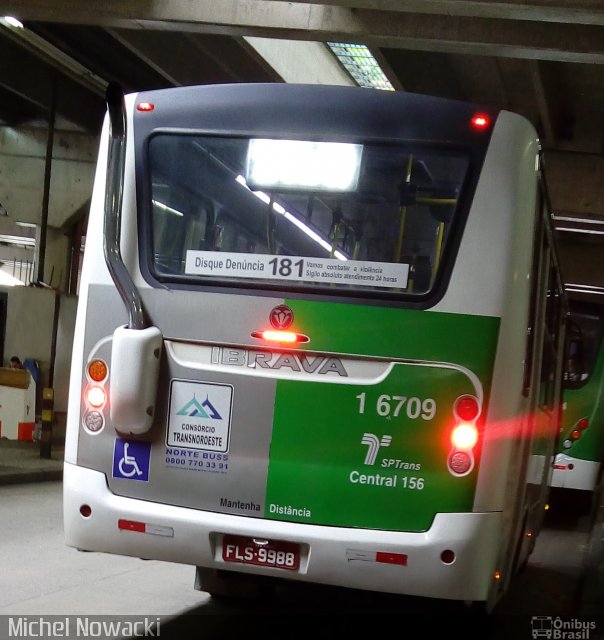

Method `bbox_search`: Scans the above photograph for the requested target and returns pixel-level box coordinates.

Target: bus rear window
[146,134,470,296]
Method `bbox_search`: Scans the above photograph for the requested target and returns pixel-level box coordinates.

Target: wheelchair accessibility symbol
[113,439,151,482]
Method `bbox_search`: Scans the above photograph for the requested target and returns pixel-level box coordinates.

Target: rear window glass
[147,134,470,296]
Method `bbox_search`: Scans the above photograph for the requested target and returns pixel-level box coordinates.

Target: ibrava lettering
[212,348,348,377]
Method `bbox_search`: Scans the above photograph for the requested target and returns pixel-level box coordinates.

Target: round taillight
[577,418,589,430]
[451,423,479,450]
[80,504,92,518]
[87,386,106,408]
[448,450,473,475]
[454,395,480,422]
[88,359,108,382]
[571,429,581,441]
[84,411,104,433]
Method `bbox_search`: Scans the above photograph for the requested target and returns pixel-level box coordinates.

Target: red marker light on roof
[471,114,490,130]
[137,102,155,112]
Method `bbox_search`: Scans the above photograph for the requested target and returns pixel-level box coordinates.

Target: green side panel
[559,345,604,462]
[264,302,500,532]
[286,300,499,383]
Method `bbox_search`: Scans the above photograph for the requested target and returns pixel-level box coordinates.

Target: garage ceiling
[0,0,603,302]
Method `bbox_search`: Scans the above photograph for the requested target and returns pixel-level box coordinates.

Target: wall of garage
[1,285,77,438]
[0,124,97,228]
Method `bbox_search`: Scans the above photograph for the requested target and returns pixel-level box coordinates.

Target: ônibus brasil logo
[531,616,596,639]
[176,394,222,420]
[361,433,392,465]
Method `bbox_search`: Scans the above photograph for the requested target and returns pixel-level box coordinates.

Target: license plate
[222,535,300,571]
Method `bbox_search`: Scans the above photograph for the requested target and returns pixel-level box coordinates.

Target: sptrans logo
[361,433,392,465]
[531,617,596,639]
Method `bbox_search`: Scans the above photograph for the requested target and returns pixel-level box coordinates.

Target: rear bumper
[64,462,502,601]
[550,454,600,491]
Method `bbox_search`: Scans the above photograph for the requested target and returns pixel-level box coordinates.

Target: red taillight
[577,418,589,430]
[571,429,581,440]
[86,386,106,408]
[471,114,490,129]
[451,423,479,450]
[136,102,154,112]
[454,395,480,421]
[448,394,480,476]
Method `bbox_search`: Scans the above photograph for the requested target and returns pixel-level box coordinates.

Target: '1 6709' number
[356,393,436,420]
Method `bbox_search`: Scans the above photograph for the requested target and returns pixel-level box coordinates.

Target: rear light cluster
[562,417,589,449]
[448,394,480,477]
[83,359,108,433]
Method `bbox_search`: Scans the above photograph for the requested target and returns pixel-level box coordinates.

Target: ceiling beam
[4,0,604,27]
[268,1,604,27]
[105,28,183,86]
[0,22,106,95]
[244,38,352,85]
[3,1,604,65]
[0,34,104,131]
[105,28,281,86]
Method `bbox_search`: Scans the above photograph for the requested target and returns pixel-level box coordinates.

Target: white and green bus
[64,83,566,612]
[551,302,604,510]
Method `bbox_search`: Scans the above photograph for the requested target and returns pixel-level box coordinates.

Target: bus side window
[522,195,544,398]
[564,321,585,387]
[539,260,563,411]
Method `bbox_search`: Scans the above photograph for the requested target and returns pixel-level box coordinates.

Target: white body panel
[550,454,601,491]
[64,462,501,601]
